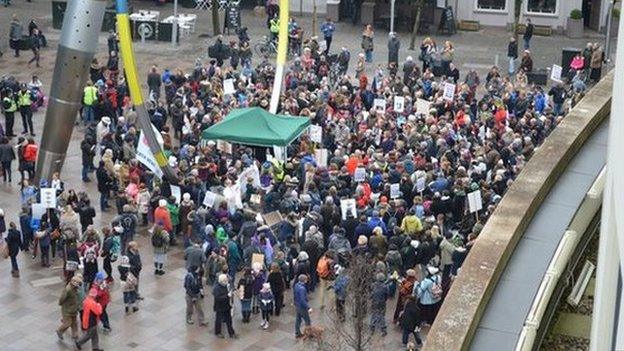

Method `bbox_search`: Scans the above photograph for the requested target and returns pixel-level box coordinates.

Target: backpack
[110,236,121,262]
[429,277,443,300]
[316,255,331,279]
[152,231,165,248]
[23,144,38,162]
[120,214,135,236]
[84,245,97,263]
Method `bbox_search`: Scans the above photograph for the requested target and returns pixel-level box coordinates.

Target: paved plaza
[0,1,614,350]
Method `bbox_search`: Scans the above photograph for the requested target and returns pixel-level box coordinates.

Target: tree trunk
[409,2,424,50]
[513,0,523,41]
[212,0,221,35]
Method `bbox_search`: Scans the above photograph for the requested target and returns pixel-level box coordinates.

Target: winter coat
[59,285,80,317]
[293,281,309,310]
[213,283,232,312]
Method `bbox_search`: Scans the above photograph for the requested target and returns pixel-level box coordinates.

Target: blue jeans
[82,165,89,180]
[365,49,373,63]
[554,102,563,116]
[83,105,94,124]
[508,57,516,75]
[523,37,530,50]
[100,191,109,211]
[295,308,311,336]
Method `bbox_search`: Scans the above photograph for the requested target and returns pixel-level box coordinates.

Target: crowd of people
[0,5,604,351]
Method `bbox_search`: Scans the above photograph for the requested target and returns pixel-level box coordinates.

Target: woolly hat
[427,266,440,275]
[159,199,168,207]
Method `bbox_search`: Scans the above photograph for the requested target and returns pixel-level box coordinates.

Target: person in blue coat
[293,274,311,338]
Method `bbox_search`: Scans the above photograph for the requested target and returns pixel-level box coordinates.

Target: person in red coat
[153,199,173,233]
[76,288,102,351]
[91,272,111,333]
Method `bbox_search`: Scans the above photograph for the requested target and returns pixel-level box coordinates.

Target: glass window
[476,0,506,11]
[527,0,557,14]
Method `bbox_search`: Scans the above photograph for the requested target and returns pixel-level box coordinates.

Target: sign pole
[172,0,179,47]
[390,0,396,34]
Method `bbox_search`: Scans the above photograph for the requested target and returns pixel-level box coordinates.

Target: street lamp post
[172,0,179,46]
[390,0,396,34]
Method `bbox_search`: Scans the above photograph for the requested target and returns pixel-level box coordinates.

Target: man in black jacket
[213,274,236,338]
[523,18,534,50]
[80,136,95,182]
[96,160,112,211]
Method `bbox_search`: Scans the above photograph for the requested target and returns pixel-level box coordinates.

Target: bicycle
[254,36,277,57]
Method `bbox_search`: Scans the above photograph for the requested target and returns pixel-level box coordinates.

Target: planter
[567,17,584,38]
[458,20,480,31]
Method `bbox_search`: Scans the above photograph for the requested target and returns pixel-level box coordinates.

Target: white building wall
[454,0,604,31]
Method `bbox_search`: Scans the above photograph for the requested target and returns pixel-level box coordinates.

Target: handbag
[0,241,9,259]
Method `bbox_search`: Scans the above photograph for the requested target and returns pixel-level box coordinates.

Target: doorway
[582,0,602,30]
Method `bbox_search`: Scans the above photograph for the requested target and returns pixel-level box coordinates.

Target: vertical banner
[269,0,290,113]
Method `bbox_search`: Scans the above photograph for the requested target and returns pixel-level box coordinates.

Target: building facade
[452,0,611,32]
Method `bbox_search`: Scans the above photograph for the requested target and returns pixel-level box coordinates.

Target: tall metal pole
[312,0,317,37]
[390,0,396,34]
[605,0,614,63]
[590,12,624,351]
[172,0,179,47]
[36,0,107,182]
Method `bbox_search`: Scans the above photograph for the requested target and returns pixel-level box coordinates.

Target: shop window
[476,0,506,11]
[527,0,557,14]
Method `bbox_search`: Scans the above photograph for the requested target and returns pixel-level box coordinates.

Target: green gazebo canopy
[201,107,311,147]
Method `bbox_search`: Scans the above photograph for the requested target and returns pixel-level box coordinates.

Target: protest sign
[374,98,386,111]
[340,199,357,220]
[467,190,483,213]
[223,78,235,95]
[40,188,57,208]
[390,183,400,199]
[309,125,323,144]
[354,167,366,182]
[170,185,181,204]
[550,64,563,82]
[394,96,405,113]
[443,83,456,100]
[416,98,431,115]
[314,148,328,168]
[203,191,217,208]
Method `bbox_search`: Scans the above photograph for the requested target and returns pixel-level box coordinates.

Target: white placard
[443,83,456,101]
[467,190,483,213]
[203,191,217,208]
[223,78,236,95]
[31,203,46,220]
[416,98,431,115]
[314,148,328,168]
[416,177,426,193]
[354,167,366,182]
[340,199,357,220]
[374,98,386,111]
[390,183,400,199]
[170,185,181,205]
[273,146,286,162]
[394,96,405,113]
[309,125,323,144]
[550,64,563,83]
[236,164,261,195]
[40,188,57,209]
[217,140,233,154]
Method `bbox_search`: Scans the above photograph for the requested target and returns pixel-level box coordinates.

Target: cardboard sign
[223,78,236,95]
[203,191,217,208]
[394,96,405,113]
[443,83,456,101]
[467,190,483,213]
[374,98,386,111]
[170,185,181,205]
[31,203,46,220]
[40,188,57,209]
[314,148,328,168]
[550,64,563,83]
[354,167,366,182]
[416,98,431,115]
[309,125,323,144]
[340,199,357,220]
[252,253,265,268]
[250,194,262,205]
[217,140,232,154]
[416,177,426,193]
[262,211,284,228]
[390,183,401,199]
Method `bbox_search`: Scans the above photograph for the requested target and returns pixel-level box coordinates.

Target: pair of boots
[242,311,251,323]
[154,262,165,275]
[11,270,19,278]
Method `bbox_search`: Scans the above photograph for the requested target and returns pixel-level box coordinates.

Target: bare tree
[305,255,384,351]
[409,0,426,50]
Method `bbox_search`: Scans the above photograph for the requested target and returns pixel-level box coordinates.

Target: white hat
[183,193,191,201]
[410,240,420,249]
[159,199,168,207]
